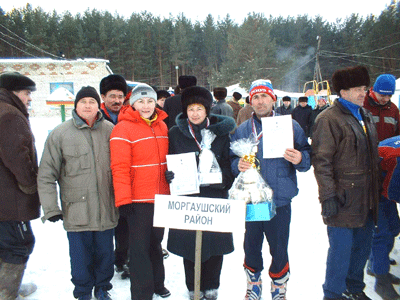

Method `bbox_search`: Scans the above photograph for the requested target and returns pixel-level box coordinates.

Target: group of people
[0,65,399,300]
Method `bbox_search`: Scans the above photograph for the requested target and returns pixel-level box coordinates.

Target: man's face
[283,100,290,108]
[76,97,99,122]
[317,99,327,108]
[373,91,392,105]
[299,101,307,107]
[341,86,367,107]
[13,90,32,108]
[101,89,125,113]
[157,97,166,108]
[251,93,274,118]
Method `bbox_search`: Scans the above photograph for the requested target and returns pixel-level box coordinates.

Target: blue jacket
[230,115,311,207]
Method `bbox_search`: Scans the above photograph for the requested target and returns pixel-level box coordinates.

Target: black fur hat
[0,72,36,92]
[213,87,227,100]
[178,75,197,89]
[233,92,242,101]
[156,90,171,100]
[181,86,213,118]
[332,66,370,95]
[100,74,127,96]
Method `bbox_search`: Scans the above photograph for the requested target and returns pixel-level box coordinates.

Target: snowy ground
[20,116,400,299]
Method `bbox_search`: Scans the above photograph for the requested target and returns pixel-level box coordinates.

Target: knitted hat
[75,86,101,108]
[129,83,157,106]
[249,79,276,104]
[373,74,396,95]
[181,86,213,118]
[213,87,227,100]
[178,75,197,89]
[332,66,370,95]
[156,90,171,100]
[233,92,242,101]
[100,74,127,96]
[0,72,36,92]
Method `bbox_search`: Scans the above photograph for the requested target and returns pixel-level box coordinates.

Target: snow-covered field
[20,116,400,299]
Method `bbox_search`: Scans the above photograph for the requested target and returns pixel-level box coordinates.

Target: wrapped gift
[229,133,276,221]
[198,129,222,185]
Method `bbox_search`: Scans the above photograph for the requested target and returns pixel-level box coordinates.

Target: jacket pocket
[337,174,366,214]
[62,188,89,226]
[63,145,91,177]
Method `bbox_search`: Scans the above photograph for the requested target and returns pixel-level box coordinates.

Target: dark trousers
[183,255,223,292]
[0,221,35,264]
[67,229,114,298]
[114,215,129,268]
[323,214,373,299]
[122,203,165,300]
[244,204,291,283]
[369,199,400,275]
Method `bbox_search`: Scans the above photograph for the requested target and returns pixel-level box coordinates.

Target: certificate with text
[166,152,199,195]
[261,115,293,158]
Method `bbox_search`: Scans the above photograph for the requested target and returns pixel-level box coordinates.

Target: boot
[375,274,400,300]
[204,289,218,299]
[18,283,37,297]
[271,281,287,300]
[342,290,371,299]
[244,268,262,300]
[0,259,26,300]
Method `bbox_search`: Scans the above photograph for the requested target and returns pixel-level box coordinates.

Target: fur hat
[100,74,127,96]
[373,74,396,95]
[178,76,197,89]
[0,72,36,92]
[181,86,213,118]
[298,96,308,103]
[75,86,100,108]
[249,79,276,104]
[129,83,157,106]
[156,90,171,100]
[332,66,370,95]
[233,92,242,101]
[282,96,291,102]
[213,87,227,100]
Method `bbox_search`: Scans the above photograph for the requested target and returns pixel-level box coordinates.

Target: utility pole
[314,36,323,84]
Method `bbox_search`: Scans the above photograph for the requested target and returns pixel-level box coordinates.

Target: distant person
[236,96,254,126]
[309,97,329,139]
[38,86,118,300]
[312,66,380,300]
[0,72,40,300]
[211,87,234,118]
[227,91,243,121]
[156,90,170,110]
[363,74,400,300]
[291,96,312,137]
[163,76,197,129]
[275,96,293,115]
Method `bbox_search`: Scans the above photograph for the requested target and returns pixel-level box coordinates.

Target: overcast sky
[1,0,393,23]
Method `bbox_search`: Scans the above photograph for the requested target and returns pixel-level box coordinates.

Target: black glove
[165,170,175,184]
[48,214,63,222]
[321,197,339,218]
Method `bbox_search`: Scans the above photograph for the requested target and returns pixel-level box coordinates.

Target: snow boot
[244,268,262,300]
[375,274,400,300]
[18,283,37,297]
[342,290,371,300]
[154,287,171,298]
[0,259,26,300]
[189,290,204,300]
[95,288,112,300]
[204,289,218,299]
[78,294,92,300]
[162,249,169,259]
[271,281,287,300]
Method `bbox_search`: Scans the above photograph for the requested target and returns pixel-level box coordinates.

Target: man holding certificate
[230,79,311,300]
[166,86,236,300]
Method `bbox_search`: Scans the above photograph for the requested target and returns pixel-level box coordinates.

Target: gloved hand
[321,197,339,217]
[48,214,63,222]
[165,170,175,184]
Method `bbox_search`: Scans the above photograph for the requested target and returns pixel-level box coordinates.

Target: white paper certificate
[166,152,200,195]
[261,115,294,158]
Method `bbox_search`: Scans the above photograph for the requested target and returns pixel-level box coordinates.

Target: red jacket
[364,88,400,142]
[110,106,169,207]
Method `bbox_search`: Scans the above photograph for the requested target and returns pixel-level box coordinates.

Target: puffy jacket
[311,99,380,228]
[230,114,311,208]
[110,106,169,207]
[0,88,40,221]
[363,88,400,142]
[38,110,118,232]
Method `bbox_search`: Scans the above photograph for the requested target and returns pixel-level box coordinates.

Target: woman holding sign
[167,86,236,300]
[110,83,171,300]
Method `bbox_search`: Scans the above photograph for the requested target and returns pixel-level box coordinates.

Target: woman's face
[187,104,207,125]
[133,97,156,119]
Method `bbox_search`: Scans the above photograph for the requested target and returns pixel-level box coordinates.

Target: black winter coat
[167,113,236,262]
[163,94,182,129]
[291,104,312,137]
